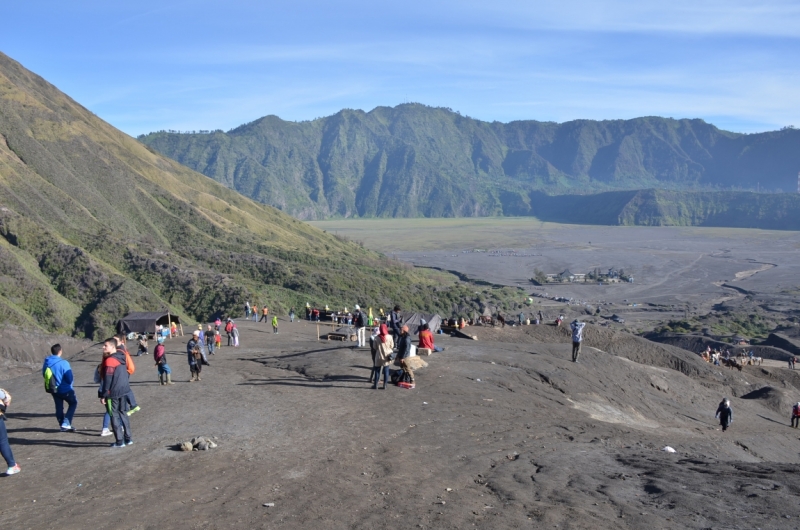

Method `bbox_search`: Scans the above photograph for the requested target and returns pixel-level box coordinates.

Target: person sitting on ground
[136,334,148,356]
[0,387,20,475]
[396,325,415,384]
[570,319,586,363]
[418,323,444,352]
[792,402,800,429]
[372,324,394,389]
[715,397,733,432]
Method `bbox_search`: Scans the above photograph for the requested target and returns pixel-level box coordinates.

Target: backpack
[794,404,800,417]
[43,366,58,394]
[124,350,135,375]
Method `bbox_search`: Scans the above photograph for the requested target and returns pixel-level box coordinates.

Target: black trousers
[107,396,131,444]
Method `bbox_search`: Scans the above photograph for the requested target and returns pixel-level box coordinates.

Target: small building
[117,312,182,337]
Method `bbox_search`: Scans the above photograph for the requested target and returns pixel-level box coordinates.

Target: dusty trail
[1,320,800,529]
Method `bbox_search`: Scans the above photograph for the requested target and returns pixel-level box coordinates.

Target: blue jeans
[102,413,110,430]
[157,363,172,375]
[0,418,15,467]
[51,391,78,427]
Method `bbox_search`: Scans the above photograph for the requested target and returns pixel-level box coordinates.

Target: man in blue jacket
[42,344,77,431]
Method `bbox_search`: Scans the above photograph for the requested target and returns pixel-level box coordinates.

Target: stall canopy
[400,312,442,334]
[117,312,181,335]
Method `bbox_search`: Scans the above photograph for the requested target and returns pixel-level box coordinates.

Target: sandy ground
[2,319,800,529]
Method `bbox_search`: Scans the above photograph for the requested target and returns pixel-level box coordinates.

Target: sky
[2,0,799,136]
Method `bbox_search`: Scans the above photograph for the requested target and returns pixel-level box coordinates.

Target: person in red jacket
[792,402,800,429]
[99,339,133,447]
[418,322,444,352]
[153,337,174,385]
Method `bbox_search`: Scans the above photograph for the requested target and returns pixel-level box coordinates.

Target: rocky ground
[2,319,800,529]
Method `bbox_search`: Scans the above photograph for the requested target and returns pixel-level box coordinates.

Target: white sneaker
[6,464,21,475]
[100,428,113,437]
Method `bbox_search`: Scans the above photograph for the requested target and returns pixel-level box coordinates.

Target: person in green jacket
[272,315,279,334]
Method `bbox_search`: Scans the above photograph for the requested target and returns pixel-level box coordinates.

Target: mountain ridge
[139,104,800,220]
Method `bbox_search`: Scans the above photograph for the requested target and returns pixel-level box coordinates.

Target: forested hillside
[0,53,477,339]
[140,104,800,220]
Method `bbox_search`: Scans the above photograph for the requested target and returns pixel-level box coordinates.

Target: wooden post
[317,322,320,341]
[167,312,171,339]
[179,322,184,337]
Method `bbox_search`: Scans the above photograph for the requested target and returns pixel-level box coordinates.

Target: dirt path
[2,320,800,529]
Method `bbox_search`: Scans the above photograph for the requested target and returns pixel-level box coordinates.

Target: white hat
[192,330,200,336]
[355,304,360,310]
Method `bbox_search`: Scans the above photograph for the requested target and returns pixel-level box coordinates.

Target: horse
[495,315,506,328]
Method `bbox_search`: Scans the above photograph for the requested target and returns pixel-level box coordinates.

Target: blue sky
[2,0,799,136]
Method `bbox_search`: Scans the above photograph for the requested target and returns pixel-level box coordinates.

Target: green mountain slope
[140,104,800,220]
[0,53,477,339]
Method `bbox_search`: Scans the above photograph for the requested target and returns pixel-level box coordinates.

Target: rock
[208,441,218,449]
[179,442,193,452]
[263,503,275,507]
[662,446,676,453]
[197,441,209,451]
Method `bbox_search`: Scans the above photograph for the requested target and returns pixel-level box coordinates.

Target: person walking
[232,322,240,346]
[259,306,269,323]
[206,325,216,356]
[396,325,415,385]
[272,315,279,334]
[154,336,174,385]
[289,307,295,323]
[99,338,133,447]
[187,331,203,382]
[251,305,258,322]
[197,325,210,366]
[245,301,251,319]
[368,327,380,383]
[570,319,586,363]
[354,305,366,348]
[42,344,78,432]
[93,362,113,437]
[113,336,141,416]
[372,324,394,389]
[792,402,800,429]
[0,387,20,475]
[716,398,733,432]
[225,318,234,346]
[389,305,403,344]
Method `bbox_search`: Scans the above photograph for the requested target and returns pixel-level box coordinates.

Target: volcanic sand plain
[313,218,800,329]
[2,319,800,529]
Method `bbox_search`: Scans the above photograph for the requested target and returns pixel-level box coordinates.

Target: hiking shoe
[100,428,113,437]
[125,439,134,446]
[5,464,21,475]
[126,406,141,416]
[109,442,125,448]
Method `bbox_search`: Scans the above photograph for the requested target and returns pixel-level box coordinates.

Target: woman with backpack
[0,387,20,475]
